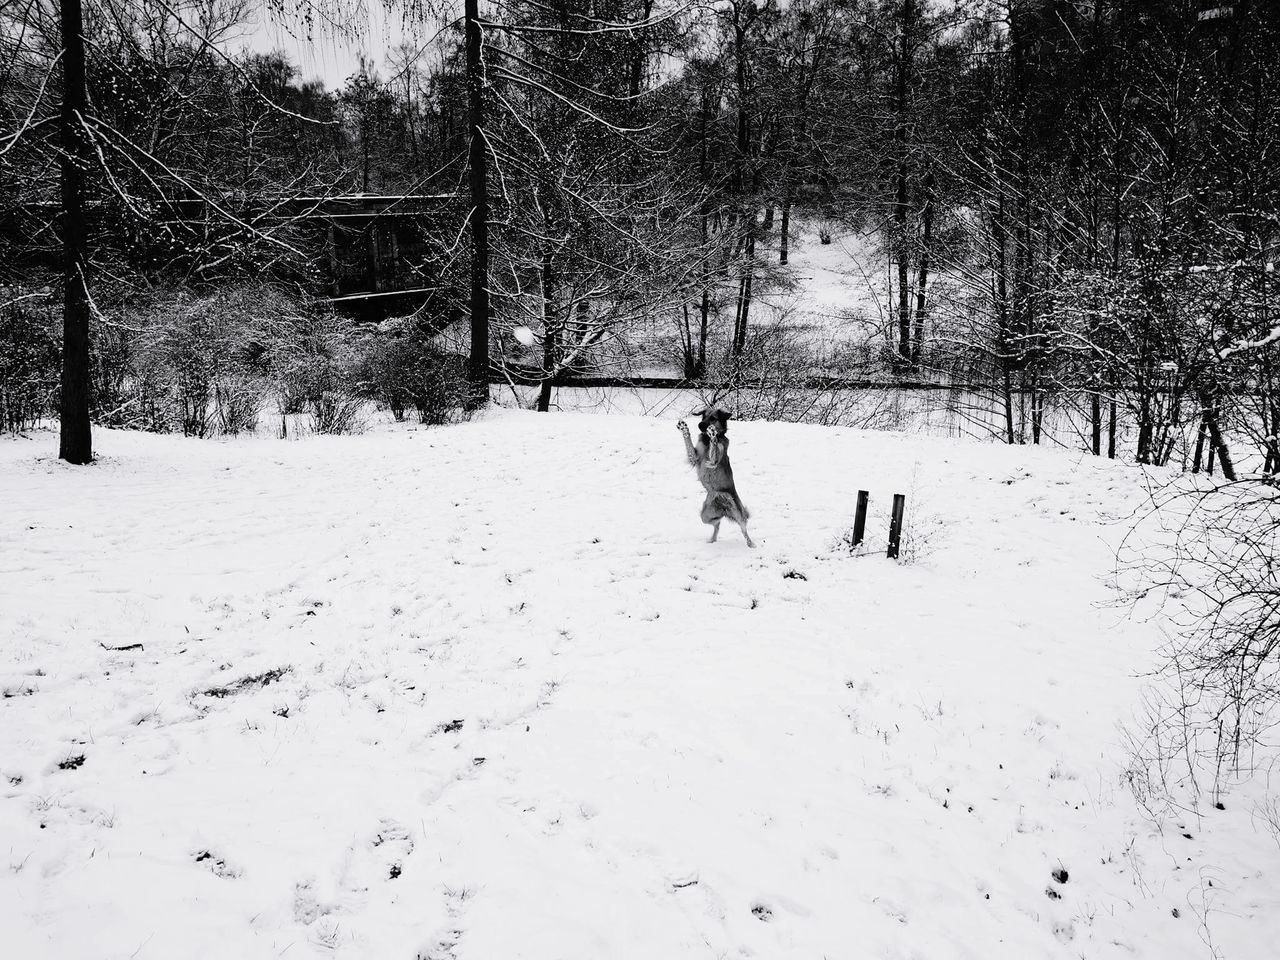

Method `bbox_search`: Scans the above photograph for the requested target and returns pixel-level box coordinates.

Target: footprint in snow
[418,886,473,960]
[194,849,241,879]
[293,876,325,925]
[371,819,415,880]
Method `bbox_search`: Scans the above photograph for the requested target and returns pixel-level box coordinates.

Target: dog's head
[697,408,731,440]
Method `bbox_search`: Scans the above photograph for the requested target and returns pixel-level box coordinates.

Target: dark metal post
[852,490,869,548]
[887,493,906,559]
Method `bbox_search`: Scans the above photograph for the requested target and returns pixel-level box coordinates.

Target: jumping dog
[678,409,755,548]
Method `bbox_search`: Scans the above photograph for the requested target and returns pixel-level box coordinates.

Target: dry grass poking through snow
[2,411,1279,960]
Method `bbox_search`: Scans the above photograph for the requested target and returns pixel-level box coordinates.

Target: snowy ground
[3,412,1279,960]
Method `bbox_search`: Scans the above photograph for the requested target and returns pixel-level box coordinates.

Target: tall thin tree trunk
[893,0,914,362]
[696,92,711,380]
[1030,372,1042,445]
[627,0,653,98]
[1091,390,1101,455]
[895,163,910,360]
[779,192,791,264]
[537,253,556,413]
[59,0,92,464]
[698,288,709,376]
[1107,396,1117,459]
[405,75,419,169]
[912,170,933,362]
[464,0,491,407]
[1192,410,1208,473]
[1268,398,1280,474]
[1002,371,1015,445]
[734,225,756,358]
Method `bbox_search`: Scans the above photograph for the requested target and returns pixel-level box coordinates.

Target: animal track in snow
[194,850,241,879]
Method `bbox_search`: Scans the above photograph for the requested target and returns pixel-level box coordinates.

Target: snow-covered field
[3,412,1278,959]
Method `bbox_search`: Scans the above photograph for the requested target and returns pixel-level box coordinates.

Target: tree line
[1,0,1276,474]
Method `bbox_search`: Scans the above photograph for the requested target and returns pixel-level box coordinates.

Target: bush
[112,283,368,437]
[123,285,276,436]
[702,325,887,428]
[262,308,366,436]
[0,295,59,434]
[355,323,470,426]
[213,376,268,435]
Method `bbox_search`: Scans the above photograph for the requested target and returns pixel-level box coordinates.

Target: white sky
[231,3,449,91]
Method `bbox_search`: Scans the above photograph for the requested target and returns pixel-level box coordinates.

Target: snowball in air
[513,326,536,346]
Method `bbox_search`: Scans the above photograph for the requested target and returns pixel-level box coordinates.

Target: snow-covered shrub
[264,308,366,436]
[122,284,299,436]
[117,284,368,437]
[355,324,470,426]
[213,376,269,435]
[0,295,59,434]
[306,390,365,435]
[704,325,883,429]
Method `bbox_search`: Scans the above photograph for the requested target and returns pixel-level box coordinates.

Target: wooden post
[852,490,869,549]
[887,493,906,559]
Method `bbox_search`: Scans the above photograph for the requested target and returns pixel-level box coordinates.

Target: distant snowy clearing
[2,413,1278,959]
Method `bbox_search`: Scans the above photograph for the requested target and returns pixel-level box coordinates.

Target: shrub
[355,323,470,426]
[0,295,59,434]
[213,376,268,435]
[263,308,366,435]
[116,283,362,437]
[307,390,366,435]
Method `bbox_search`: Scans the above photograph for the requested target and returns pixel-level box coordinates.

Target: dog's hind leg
[707,518,721,543]
[722,498,755,548]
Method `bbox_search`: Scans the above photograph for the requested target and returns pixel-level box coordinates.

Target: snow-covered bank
[2,413,1277,959]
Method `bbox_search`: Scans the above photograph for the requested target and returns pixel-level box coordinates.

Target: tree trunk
[1030,375,1042,445]
[464,0,491,408]
[779,193,791,265]
[405,75,419,169]
[694,83,711,379]
[1192,410,1208,473]
[59,0,92,464]
[697,287,709,377]
[1268,398,1280,474]
[1196,392,1237,482]
[912,170,933,363]
[895,162,910,360]
[627,0,653,99]
[733,218,756,357]
[680,302,696,379]
[537,254,556,413]
[893,0,914,362]
[1091,391,1101,456]
[1107,397,1117,459]
[1002,371,1015,445]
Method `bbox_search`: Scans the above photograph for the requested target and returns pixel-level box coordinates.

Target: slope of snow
[2,413,1278,960]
